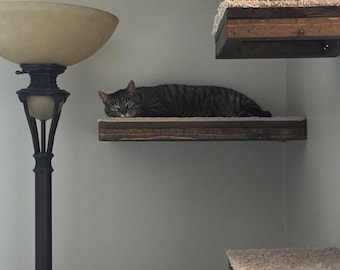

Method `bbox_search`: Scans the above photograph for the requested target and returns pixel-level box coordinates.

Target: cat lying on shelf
[98,80,271,118]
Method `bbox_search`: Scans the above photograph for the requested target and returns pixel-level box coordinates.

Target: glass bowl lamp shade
[0,1,119,66]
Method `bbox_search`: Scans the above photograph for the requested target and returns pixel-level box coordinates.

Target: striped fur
[98,80,271,117]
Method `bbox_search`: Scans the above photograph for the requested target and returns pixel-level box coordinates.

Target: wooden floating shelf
[98,116,307,141]
[215,6,340,58]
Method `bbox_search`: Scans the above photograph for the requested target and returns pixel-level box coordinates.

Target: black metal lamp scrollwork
[0,2,118,270]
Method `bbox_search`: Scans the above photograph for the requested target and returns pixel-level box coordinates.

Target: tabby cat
[98,80,271,117]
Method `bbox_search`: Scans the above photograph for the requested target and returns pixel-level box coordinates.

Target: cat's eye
[125,100,134,108]
[111,104,119,112]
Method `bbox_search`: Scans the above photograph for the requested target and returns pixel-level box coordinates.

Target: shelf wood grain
[98,116,307,141]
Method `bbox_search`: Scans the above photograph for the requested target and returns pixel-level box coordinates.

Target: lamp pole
[16,64,70,270]
[0,3,118,270]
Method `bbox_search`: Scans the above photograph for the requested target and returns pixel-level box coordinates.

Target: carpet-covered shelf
[98,116,307,141]
[215,6,340,58]
[227,247,340,270]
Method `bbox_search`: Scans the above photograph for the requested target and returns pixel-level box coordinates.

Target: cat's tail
[240,105,272,117]
[257,110,272,117]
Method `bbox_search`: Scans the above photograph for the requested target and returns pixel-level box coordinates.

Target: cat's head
[98,80,141,117]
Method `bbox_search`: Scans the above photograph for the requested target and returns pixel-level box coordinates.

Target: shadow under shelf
[98,116,307,141]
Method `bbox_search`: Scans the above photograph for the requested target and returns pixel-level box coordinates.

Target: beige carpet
[227,247,340,270]
[224,0,340,8]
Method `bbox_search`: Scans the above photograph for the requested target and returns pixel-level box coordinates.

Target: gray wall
[286,58,340,247]
[0,1,287,270]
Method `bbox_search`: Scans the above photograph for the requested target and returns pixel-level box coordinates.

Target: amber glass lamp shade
[0,1,119,66]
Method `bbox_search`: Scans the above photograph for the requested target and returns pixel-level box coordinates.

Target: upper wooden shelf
[98,116,307,141]
[215,6,340,58]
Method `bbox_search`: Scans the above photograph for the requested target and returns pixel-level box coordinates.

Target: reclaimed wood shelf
[98,116,307,141]
[215,6,340,58]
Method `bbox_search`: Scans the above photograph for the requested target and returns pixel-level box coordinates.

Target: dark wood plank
[216,40,340,59]
[226,6,340,19]
[228,17,340,40]
[98,117,307,141]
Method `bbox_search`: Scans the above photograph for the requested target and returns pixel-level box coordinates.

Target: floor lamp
[0,2,118,270]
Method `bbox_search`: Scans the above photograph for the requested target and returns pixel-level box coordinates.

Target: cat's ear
[127,80,136,95]
[98,91,109,105]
